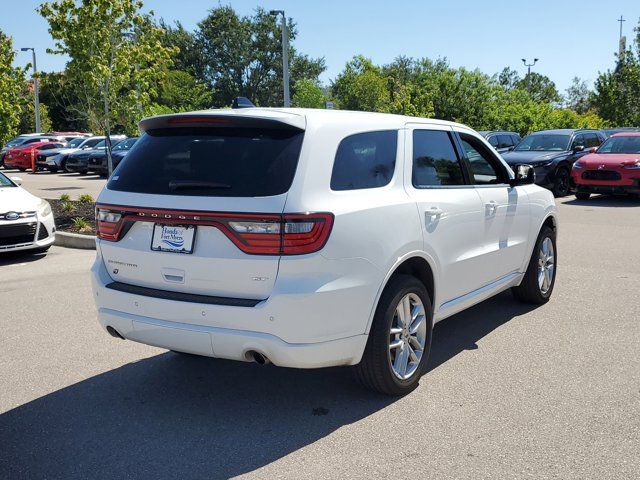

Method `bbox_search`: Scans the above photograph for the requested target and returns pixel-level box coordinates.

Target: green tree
[564,77,591,114]
[18,82,52,133]
[159,20,203,76]
[0,30,26,144]
[39,71,89,132]
[195,6,325,107]
[515,72,561,103]
[38,0,175,139]
[495,66,521,90]
[332,56,390,111]
[156,70,213,111]
[591,18,640,126]
[292,78,327,108]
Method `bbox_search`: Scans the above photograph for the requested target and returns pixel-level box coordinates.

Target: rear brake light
[96,207,125,241]
[95,205,333,255]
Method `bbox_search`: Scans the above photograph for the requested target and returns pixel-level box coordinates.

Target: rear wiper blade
[169,180,232,190]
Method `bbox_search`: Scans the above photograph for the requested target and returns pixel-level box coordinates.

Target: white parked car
[91,108,558,395]
[0,172,55,253]
[43,136,106,173]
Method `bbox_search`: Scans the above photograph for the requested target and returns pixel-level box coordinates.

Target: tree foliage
[0,30,26,144]
[332,55,606,135]
[591,19,640,126]
[193,6,325,107]
[38,0,175,135]
[292,78,327,108]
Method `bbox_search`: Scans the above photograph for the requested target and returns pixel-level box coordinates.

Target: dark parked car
[478,131,522,154]
[87,137,139,177]
[602,127,640,138]
[66,136,126,174]
[35,136,87,171]
[502,129,606,197]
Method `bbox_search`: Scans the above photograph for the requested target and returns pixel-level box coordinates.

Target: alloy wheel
[388,293,427,380]
[537,237,555,294]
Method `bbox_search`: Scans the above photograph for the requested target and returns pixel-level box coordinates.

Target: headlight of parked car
[623,160,640,169]
[573,161,585,169]
[38,199,52,217]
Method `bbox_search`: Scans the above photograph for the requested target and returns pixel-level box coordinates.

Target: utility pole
[269,10,290,107]
[521,58,539,95]
[20,47,41,133]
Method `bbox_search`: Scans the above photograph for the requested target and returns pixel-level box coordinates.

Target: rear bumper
[97,308,367,368]
[91,247,382,368]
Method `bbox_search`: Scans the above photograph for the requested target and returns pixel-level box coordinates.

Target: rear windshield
[107,127,304,197]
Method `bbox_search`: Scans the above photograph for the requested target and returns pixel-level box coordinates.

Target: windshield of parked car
[112,137,137,150]
[5,137,28,147]
[0,172,17,188]
[596,136,640,154]
[514,134,570,152]
[93,140,107,149]
[67,137,84,148]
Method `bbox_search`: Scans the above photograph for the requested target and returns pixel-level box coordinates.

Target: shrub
[61,201,75,212]
[72,217,91,232]
[59,193,70,202]
[78,194,94,204]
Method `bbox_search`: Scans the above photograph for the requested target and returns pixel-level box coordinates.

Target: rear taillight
[95,205,333,255]
[96,207,124,241]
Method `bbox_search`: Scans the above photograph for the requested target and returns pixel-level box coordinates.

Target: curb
[54,231,96,250]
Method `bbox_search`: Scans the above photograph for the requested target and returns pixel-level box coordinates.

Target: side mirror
[10,176,23,186]
[509,164,535,187]
[572,145,585,153]
[588,147,598,153]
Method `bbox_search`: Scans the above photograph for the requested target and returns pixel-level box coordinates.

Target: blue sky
[4,0,640,92]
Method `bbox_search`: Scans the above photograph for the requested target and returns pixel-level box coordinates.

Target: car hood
[0,185,42,211]
[579,153,640,167]
[501,150,566,165]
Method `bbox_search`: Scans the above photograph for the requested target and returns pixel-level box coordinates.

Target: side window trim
[452,131,511,187]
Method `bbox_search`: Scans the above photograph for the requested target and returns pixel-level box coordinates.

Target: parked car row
[481,127,639,199]
[1,132,139,178]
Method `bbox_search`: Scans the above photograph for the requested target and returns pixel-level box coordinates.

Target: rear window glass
[330,130,397,191]
[107,127,304,197]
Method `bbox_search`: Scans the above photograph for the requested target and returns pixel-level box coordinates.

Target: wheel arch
[364,252,437,335]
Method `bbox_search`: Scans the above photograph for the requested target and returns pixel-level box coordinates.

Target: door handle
[485,201,497,217]
[425,207,443,223]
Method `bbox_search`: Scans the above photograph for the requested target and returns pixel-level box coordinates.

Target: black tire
[61,159,69,172]
[512,226,557,304]
[575,192,590,200]
[354,274,433,396]
[49,167,59,173]
[18,167,26,172]
[552,167,570,197]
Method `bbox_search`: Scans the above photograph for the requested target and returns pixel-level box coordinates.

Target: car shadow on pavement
[563,194,640,208]
[0,250,49,267]
[0,292,534,479]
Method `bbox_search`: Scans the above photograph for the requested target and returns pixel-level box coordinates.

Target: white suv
[91,108,557,395]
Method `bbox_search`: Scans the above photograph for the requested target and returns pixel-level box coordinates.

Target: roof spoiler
[139,111,306,132]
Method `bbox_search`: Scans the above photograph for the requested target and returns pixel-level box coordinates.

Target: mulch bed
[50,199,96,235]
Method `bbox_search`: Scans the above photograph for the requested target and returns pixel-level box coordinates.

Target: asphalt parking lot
[1,195,639,480]
[1,168,106,199]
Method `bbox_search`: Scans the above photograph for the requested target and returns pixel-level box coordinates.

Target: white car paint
[91,108,557,368]
[0,173,56,252]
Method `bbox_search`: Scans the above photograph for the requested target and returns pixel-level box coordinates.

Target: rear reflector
[96,205,333,255]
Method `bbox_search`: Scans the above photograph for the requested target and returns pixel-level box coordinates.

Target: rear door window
[108,127,304,197]
[412,130,466,187]
[330,130,397,191]
[497,135,513,149]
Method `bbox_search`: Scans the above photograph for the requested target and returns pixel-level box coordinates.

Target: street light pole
[521,58,539,95]
[269,10,290,107]
[21,47,41,132]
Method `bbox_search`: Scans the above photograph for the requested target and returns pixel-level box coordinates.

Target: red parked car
[571,132,640,200]
[3,141,65,171]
